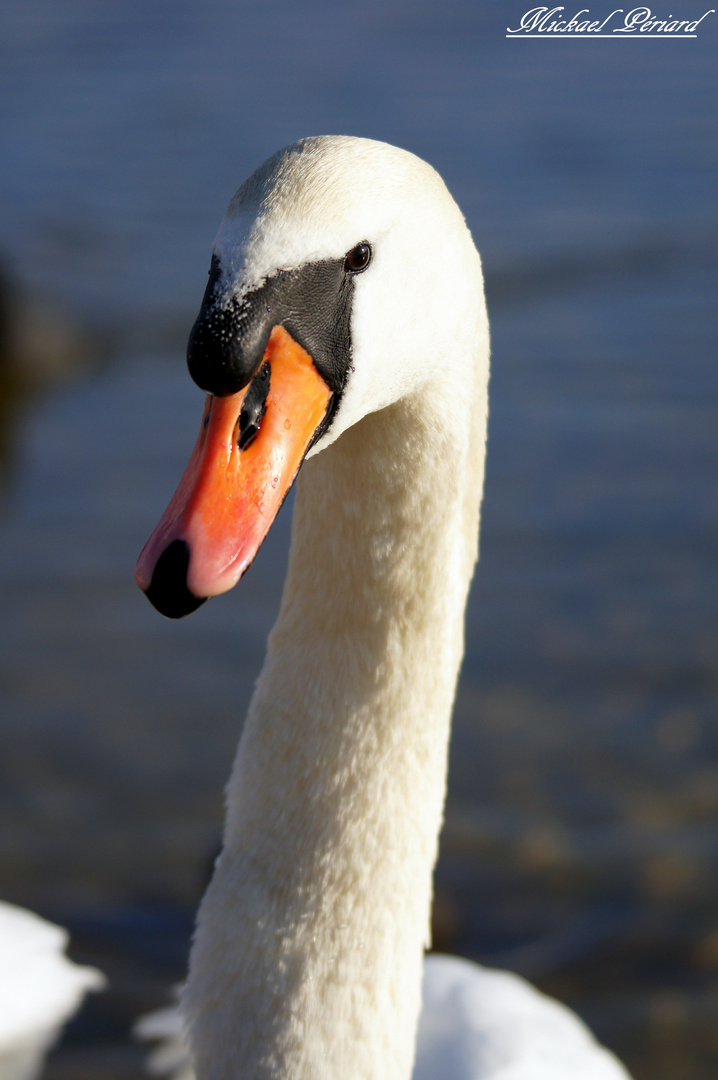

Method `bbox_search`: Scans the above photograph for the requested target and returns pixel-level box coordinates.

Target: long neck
[183,374,488,1080]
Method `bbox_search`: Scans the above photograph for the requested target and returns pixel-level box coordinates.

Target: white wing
[0,901,104,1080]
[415,955,631,1080]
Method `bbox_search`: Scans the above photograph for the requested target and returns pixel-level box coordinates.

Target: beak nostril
[237,362,271,451]
[144,540,207,619]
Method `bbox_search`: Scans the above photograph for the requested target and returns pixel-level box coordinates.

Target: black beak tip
[143,539,208,619]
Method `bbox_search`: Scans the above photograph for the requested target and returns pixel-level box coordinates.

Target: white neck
[183,360,488,1080]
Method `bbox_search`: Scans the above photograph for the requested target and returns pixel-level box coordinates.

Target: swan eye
[344,242,372,274]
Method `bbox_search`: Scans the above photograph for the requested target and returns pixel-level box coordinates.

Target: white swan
[0,901,103,1080]
[135,137,631,1080]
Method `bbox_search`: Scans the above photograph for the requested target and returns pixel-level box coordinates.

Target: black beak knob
[187,256,275,397]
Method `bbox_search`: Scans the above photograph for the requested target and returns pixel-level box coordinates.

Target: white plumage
[137,955,630,1079]
[137,137,632,1080]
[414,955,629,1079]
[0,901,103,1080]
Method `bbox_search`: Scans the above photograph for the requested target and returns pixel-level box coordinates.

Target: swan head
[136,136,485,618]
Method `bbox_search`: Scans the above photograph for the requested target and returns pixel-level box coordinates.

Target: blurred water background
[0,2,716,1078]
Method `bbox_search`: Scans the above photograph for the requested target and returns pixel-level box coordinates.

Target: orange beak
[135,325,332,617]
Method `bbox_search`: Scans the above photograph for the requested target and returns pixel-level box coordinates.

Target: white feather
[0,901,104,1080]
[137,956,630,1080]
[142,137,631,1080]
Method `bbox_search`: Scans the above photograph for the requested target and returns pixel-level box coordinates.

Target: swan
[0,900,104,1080]
[135,136,631,1080]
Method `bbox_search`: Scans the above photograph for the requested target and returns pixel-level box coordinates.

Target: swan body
[137,956,630,1080]
[0,901,104,1080]
[414,955,629,1080]
[136,137,631,1080]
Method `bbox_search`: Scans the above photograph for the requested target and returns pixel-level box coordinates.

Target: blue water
[0,3,716,1077]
